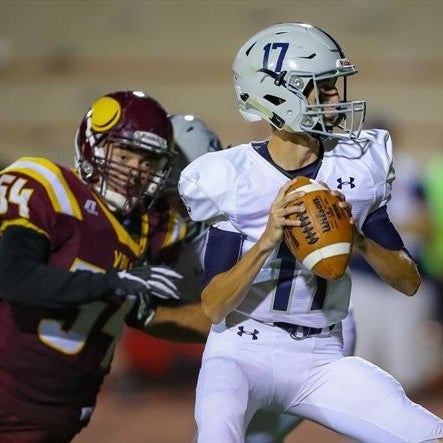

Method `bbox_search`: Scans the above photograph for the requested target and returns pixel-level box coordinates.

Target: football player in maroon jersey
[118,114,223,380]
[0,91,209,443]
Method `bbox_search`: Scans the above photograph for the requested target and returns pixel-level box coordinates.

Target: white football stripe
[287,182,327,195]
[302,242,351,270]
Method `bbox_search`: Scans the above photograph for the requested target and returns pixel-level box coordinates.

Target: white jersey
[179,129,394,328]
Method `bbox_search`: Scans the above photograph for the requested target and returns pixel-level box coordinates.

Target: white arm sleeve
[369,129,395,211]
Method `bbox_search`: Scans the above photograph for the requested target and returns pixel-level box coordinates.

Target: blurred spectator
[350,116,441,392]
[415,150,443,393]
[421,154,443,323]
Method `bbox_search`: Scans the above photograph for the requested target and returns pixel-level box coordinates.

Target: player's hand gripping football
[318,180,354,222]
[106,263,182,300]
[318,180,358,239]
[317,180,368,249]
[259,178,305,252]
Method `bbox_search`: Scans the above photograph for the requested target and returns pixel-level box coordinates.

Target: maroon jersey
[0,157,151,436]
[145,197,187,265]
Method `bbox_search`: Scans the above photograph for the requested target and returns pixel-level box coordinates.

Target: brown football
[283,176,353,279]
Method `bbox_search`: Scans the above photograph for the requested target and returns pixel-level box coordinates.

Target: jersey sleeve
[366,129,395,212]
[0,157,81,240]
[0,225,113,308]
[178,152,238,224]
[349,130,395,232]
[202,226,245,287]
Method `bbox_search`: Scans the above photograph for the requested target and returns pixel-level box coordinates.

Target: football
[283,176,353,279]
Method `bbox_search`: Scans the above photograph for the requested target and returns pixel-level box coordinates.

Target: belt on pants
[273,321,336,340]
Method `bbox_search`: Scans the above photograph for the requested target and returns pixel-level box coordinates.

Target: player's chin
[107,176,128,193]
[103,189,138,214]
[324,113,343,128]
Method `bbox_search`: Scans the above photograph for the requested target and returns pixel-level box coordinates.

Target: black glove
[106,263,182,300]
[125,292,157,329]
[124,264,183,329]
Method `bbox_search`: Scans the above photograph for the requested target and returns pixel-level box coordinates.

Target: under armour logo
[84,199,98,215]
[237,326,259,340]
[337,177,355,189]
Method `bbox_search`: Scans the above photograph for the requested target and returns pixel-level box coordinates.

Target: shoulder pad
[0,157,83,237]
[2,157,83,219]
[179,149,247,223]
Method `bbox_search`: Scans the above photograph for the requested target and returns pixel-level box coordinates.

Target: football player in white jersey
[171,114,357,443]
[179,23,443,442]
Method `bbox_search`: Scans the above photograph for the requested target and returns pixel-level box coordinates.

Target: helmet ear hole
[264,95,286,106]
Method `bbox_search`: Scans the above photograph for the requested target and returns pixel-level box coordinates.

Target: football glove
[106,263,182,300]
[125,292,157,329]
[124,266,184,329]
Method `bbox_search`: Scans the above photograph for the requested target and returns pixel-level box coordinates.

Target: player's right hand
[259,179,304,251]
[106,264,182,300]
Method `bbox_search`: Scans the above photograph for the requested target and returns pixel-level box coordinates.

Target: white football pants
[244,308,357,443]
[195,318,443,443]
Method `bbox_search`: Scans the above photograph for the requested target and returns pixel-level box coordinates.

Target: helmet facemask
[297,70,366,139]
[88,140,173,215]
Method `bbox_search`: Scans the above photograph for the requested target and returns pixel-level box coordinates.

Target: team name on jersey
[114,250,133,270]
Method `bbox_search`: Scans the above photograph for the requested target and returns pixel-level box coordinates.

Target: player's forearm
[353,229,420,296]
[201,239,273,324]
[0,226,113,308]
[144,303,211,343]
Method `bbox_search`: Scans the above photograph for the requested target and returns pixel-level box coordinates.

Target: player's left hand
[125,291,157,328]
[125,265,184,329]
[129,263,183,300]
[319,181,354,222]
[109,263,183,300]
[319,181,363,247]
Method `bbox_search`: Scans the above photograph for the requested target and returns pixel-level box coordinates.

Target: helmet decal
[91,96,122,132]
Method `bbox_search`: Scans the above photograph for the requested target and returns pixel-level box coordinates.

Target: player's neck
[268,131,321,170]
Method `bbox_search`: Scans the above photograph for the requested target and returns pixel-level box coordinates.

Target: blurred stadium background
[1,1,443,442]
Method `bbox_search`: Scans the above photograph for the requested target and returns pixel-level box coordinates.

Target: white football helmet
[165,114,222,191]
[170,114,222,162]
[164,114,223,241]
[233,22,366,139]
